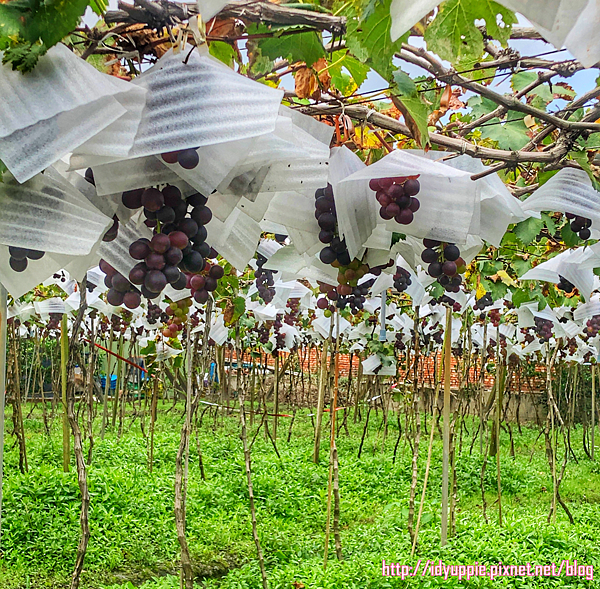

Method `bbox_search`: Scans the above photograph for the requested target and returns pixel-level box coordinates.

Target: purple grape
[156,206,176,224]
[163,265,181,284]
[165,247,183,265]
[122,189,144,209]
[395,209,413,225]
[145,270,167,293]
[129,266,147,285]
[178,218,199,238]
[141,285,160,299]
[205,276,217,291]
[183,251,204,272]
[129,240,151,260]
[177,149,199,169]
[191,206,212,225]
[320,247,337,264]
[318,213,336,231]
[123,291,141,309]
[9,257,27,272]
[172,273,187,290]
[404,179,420,196]
[169,231,189,250]
[8,246,28,260]
[146,252,166,270]
[112,273,131,293]
[151,233,171,254]
[194,289,209,303]
[209,265,224,279]
[421,248,438,264]
[409,198,420,212]
[141,188,164,212]
[442,261,457,276]
[106,289,124,306]
[162,185,182,207]
[319,230,334,244]
[187,193,207,207]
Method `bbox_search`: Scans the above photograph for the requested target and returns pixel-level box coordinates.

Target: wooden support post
[61,313,70,473]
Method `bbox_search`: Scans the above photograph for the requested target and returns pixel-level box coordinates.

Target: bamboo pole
[0,284,7,541]
[100,327,114,440]
[313,314,334,463]
[324,313,340,568]
[61,313,71,473]
[273,353,280,440]
[440,306,452,546]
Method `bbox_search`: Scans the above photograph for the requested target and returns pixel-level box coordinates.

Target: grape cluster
[422,239,465,292]
[585,315,600,338]
[8,246,45,272]
[521,327,535,344]
[103,215,119,242]
[370,176,420,225]
[284,298,300,326]
[557,275,576,294]
[188,263,224,304]
[475,292,493,311]
[161,148,200,170]
[273,314,285,351]
[122,186,217,303]
[146,302,166,325]
[162,299,192,338]
[316,278,371,316]
[534,317,553,342]
[47,312,62,331]
[257,324,270,345]
[394,332,406,351]
[393,267,412,292]
[316,185,352,267]
[488,308,501,327]
[566,213,592,240]
[255,253,276,303]
[100,259,142,309]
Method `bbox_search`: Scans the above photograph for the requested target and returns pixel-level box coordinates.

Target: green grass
[1,402,600,588]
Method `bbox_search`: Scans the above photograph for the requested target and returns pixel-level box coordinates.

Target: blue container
[100,375,118,390]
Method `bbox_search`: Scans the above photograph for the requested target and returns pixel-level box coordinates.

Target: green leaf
[231,296,246,325]
[140,341,157,356]
[2,41,47,73]
[511,287,531,307]
[392,69,417,97]
[511,71,553,103]
[89,0,108,15]
[541,212,556,235]
[258,31,325,67]
[569,150,600,191]
[328,51,369,93]
[392,69,431,147]
[467,95,497,119]
[561,223,581,247]
[342,55,370,87]
[424,0,516,65]
[209,41,236,67]
[345,0,405,80]
[481,115,529,151]
[514,217,543,245]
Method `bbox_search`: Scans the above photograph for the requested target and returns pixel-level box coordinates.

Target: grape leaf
[424,0,516,65]
[467,95,497,119]
[345,0,405,80]
[209,41,236,67]
[392,69,431,147]
[258,31,325,67]
[393,69,417,96]
[481,116,529,151]
[561,223,581,247]
[514,217,543,245]
[2,41,47,73]
[511,71,553,103]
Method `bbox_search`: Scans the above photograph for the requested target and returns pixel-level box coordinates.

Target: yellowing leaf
[476,283,487,300]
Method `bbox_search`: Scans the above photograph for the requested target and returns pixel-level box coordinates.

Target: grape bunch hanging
[255,253,276,303]
[100,259,142,309]
[534,317,553,342]
[8,246,45,272]
[370,176,420,225]
[393,267,412,293]
[162,298,192,339]
[146,302,167,325]
[118,184,221,306]
[556,275,576,294]
[421,239,465,292]
[316,184,351,267]
[585,315,600,338]
[566,213,592,240]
